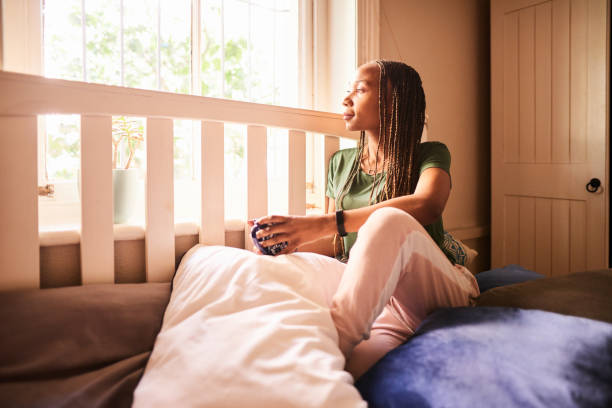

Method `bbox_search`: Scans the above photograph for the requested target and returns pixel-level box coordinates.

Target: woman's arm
[343,167,450,232]
[292,199,336,256]
[255,167,450,254]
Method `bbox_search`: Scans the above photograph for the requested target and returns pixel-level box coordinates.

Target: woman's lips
[343,113,354,121]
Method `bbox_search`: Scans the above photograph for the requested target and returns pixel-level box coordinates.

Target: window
[2,0,357,229]
[38,0,300,226]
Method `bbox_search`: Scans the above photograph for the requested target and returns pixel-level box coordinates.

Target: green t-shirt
[325,141,453,262]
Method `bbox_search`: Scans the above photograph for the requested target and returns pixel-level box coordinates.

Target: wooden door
[491,0,608,275]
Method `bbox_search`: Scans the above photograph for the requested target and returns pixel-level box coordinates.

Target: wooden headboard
[0,70,357,290]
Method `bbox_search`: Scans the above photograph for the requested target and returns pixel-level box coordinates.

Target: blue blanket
[356,307,612,408]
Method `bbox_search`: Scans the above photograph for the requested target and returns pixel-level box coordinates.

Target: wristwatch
[335,209,347,237]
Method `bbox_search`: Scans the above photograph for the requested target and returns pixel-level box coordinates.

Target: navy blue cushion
[476,264,544,292]
[356,307,612,408]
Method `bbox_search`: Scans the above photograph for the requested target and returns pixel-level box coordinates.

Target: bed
[1,71,611,408]
[1,248,611,408]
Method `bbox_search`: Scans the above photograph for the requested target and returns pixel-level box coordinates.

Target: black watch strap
[336,209,347,237]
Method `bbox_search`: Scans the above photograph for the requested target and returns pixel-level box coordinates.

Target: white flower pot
[113,168,139,224]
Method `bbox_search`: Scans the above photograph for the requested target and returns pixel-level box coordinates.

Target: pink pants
[330,207,480,380]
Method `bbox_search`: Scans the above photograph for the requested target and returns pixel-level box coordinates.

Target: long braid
[336,60,426,211]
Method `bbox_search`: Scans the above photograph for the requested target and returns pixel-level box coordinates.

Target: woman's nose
[342,94,352,107]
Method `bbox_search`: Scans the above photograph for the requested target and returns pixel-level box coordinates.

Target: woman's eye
[346,88,365,95]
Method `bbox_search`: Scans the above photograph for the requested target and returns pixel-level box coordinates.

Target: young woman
[249,60,479,380]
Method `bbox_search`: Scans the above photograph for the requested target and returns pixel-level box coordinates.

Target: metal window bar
[192,0,201,96]
[248,0,252,101]
[272,0,277,104]
[157,0,161,90]
[220,0,225,98]
[120,0,124,86]
[191,0,202,180]
[81,0,87,81]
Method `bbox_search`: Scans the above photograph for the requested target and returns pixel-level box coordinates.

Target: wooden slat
[518,7,535,163]
[503,11,519,163]
[586,196,606,270]
[570,0,587,163]
[324,135,340,210]
[551,0,570,163]
[245,125,268,247]
[288,130,306,215]
[201,121,225,245]
[518,196,535,271]
[0,116,39,290]
[534,197,552,276]
[80,115,114,284]
[534,1,552,163]
[504,195,519,265]
[551,199,570,276]
[569,200,586,274]
[490,0,505,268]
[145,118,175,282]
[585,0,607,270]
[0,71,357,140]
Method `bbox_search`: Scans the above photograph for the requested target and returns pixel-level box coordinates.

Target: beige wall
[380,0,491,269]
[327,0,356,113]
[1,0,42,74]
[312,0,356,113]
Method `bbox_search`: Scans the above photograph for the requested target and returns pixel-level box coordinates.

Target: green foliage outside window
[45,1,250,181]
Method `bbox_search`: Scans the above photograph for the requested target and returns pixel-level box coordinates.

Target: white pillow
[133,245,366,408]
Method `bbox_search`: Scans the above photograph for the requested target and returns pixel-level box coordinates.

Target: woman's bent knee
[360,207,422,237]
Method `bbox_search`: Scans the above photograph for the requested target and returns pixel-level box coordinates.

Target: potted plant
[112,116,144,224]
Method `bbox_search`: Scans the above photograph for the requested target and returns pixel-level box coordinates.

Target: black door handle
[586,178,601,193]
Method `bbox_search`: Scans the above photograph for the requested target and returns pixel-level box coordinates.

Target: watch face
[250,223,288,256]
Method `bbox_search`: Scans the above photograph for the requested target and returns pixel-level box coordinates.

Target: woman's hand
[252,214,335,255]
[246,219,264,255]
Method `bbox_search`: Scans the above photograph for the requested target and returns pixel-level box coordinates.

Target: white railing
[0,71,357,290]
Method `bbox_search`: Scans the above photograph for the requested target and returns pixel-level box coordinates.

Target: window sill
[39,218,248,247]
[39,220,202,247]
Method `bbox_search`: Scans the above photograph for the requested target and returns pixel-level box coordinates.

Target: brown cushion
[0,283,171,407]
[475,269,612,324]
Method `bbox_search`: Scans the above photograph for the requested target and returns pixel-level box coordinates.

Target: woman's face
[342,63,381,133]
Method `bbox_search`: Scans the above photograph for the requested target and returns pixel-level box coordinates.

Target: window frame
[38,0,301,184]
[1,0,362,221]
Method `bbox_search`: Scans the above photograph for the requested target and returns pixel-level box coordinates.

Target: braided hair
[335,60,426,209]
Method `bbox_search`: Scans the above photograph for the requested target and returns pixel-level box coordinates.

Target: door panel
[503,11,520,163]
[570,200,587,273]
[551,0,570,163]
[503,195,589,276]
[534,197,552,275]
[570,0,588,164]
[535,1,552,163]
[504,195,520,262]
[519,7,536,163]
[519,196,536,271]
[551,198,571,275]
[491,0,608,273]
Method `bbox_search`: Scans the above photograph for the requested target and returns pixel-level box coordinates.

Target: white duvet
[133,245,367,407]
